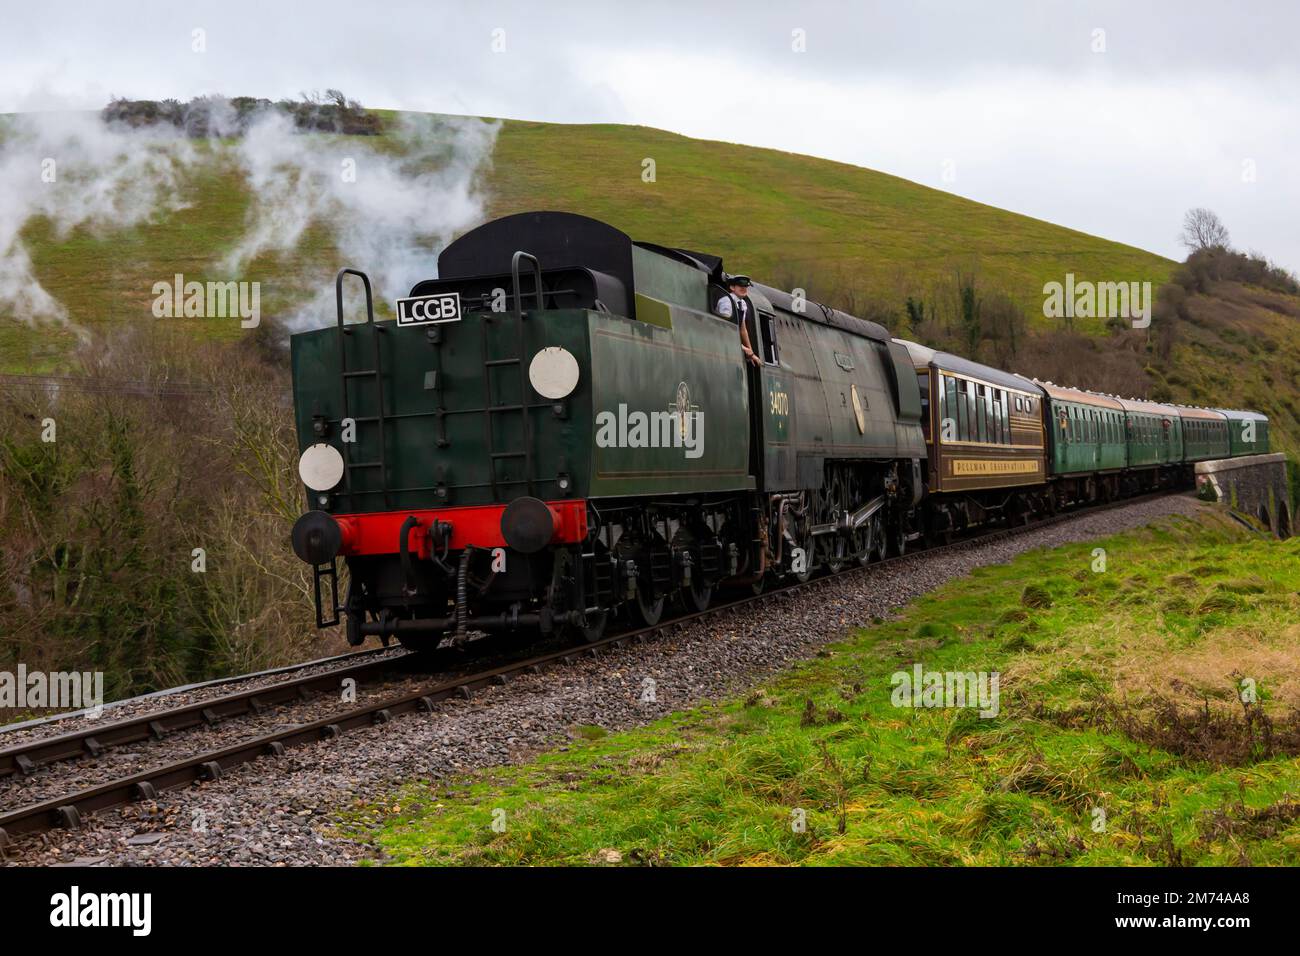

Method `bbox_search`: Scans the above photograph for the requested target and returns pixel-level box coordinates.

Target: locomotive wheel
[679,574,712,614]
[822,533,849,574]
[871,514,887,562]
[821,472,850,573]
[672,529,713,613]
[853,528,872,567]
[568,609,609,644]
[632,588,665,627]
[892,519,907,558]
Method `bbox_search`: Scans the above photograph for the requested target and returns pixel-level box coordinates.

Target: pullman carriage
[894,339,1047,532]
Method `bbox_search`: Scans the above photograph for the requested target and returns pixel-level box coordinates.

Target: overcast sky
[3,0,1297,275]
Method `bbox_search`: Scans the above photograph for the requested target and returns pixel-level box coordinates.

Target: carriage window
[966,381,977,441]
[951,377,961,437]
[918,371,931,439]
[957,380,970,439]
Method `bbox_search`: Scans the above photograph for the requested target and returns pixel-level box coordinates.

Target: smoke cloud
[0,105,500,338]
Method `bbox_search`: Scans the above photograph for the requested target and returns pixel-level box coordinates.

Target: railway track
[0,648,416,779]
[0,490,1179,848]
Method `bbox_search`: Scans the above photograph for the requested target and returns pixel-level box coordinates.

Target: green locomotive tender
[288,211,1267,648]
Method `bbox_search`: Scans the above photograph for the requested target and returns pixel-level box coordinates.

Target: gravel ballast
[1,495,1206,866]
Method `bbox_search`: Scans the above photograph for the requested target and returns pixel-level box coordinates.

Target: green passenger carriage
[1213,408,1269,458]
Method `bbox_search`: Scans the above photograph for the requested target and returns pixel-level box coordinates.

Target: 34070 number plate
[395,293,461,326]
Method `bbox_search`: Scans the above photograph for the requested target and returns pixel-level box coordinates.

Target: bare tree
[1179,208,1231,252]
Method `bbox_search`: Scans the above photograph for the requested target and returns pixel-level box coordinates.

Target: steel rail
[0,650,419,779]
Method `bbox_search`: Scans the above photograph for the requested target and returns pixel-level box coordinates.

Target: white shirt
[715,293,749,322]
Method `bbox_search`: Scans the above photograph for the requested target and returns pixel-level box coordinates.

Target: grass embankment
[347,509,1300,866]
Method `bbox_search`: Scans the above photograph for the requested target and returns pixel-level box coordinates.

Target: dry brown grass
[1113,620,1300,712]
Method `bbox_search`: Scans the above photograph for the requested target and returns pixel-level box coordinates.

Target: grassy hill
[1155,279,1300,460]
[2,111,1171,371]
[485,120,1172,312]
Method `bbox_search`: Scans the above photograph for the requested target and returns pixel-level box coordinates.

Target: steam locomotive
[288,211,1269,649]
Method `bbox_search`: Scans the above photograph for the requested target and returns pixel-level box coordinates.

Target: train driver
[715,274,763,367]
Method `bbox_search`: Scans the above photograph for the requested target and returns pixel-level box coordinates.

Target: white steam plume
[224,111,501,331]
[0,112,199,338]
[0,106,500,338]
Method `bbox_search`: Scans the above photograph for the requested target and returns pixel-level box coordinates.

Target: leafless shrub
[0,325,340,700]
[1178,207,1231,253]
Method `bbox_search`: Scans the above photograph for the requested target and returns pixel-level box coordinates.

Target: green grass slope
[487,120,1172,312]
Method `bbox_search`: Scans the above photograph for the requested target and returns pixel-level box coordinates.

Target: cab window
[758,312,779,364]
